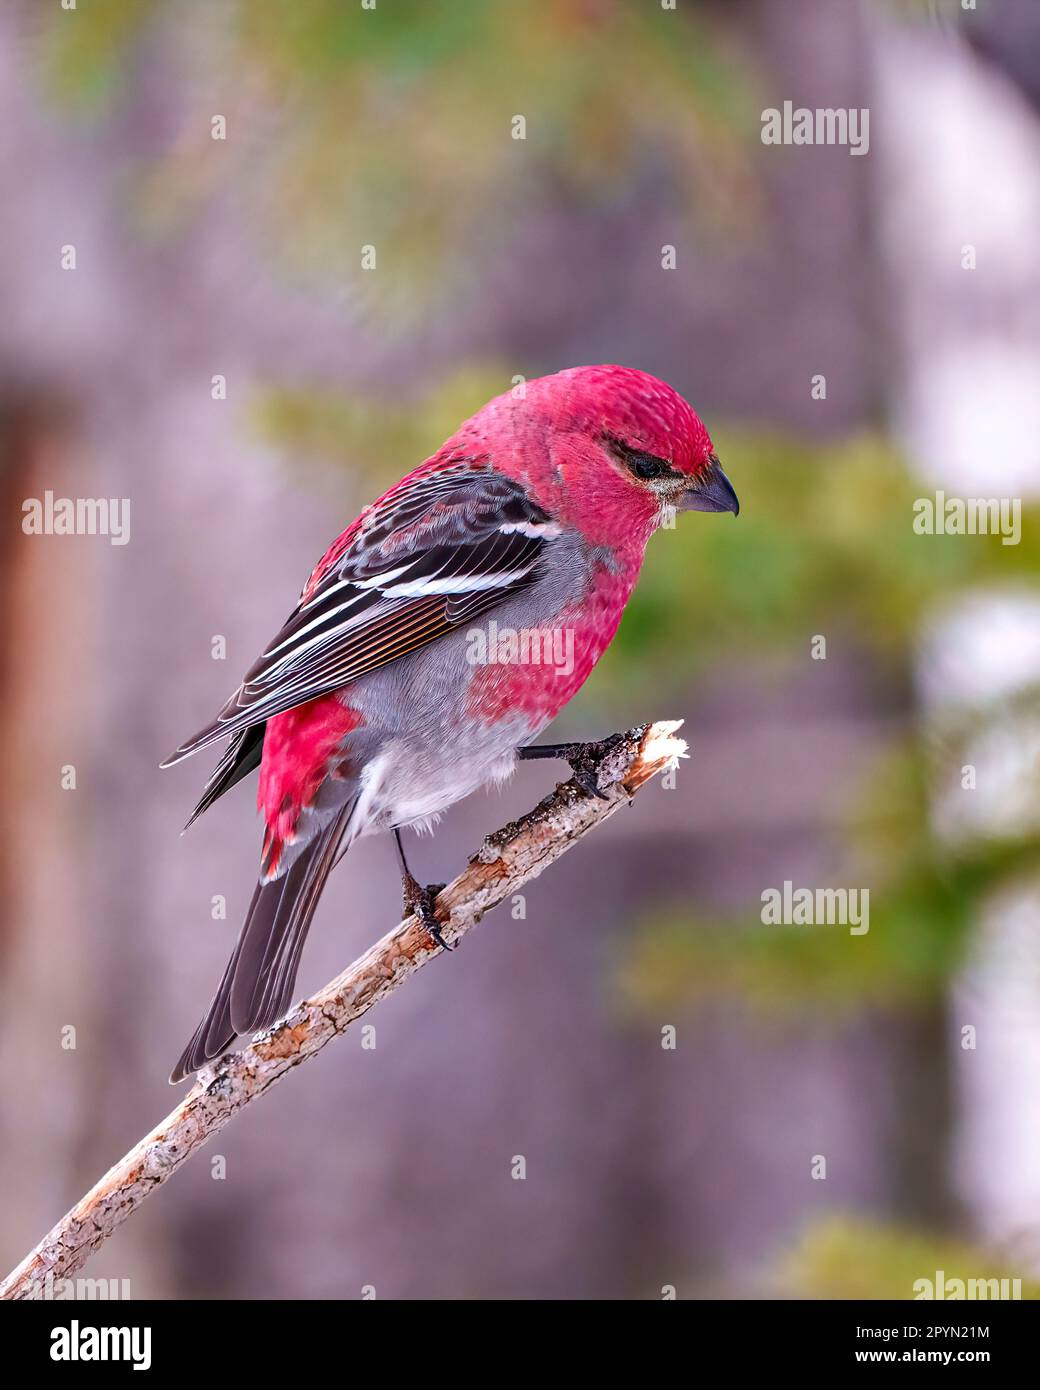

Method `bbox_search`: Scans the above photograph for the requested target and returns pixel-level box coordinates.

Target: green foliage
[43,0,160,109]
[623,838,1040,1017]
[775,1216,1040,1300]
[38,0,756,316]
[623,724,1039,1016]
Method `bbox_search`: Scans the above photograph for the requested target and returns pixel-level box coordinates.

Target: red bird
[164,364,738,1081]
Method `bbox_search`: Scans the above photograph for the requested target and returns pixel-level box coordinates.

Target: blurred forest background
[1,0,1038,1299]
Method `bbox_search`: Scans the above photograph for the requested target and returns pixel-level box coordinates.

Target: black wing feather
[183,723,267,828]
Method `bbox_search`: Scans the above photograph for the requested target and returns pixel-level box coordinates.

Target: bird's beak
[679,455,739,516]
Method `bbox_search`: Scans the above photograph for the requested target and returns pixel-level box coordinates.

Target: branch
[0,720,686,1299]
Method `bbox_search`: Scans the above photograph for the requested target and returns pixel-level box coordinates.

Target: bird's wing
[162,461,559,765]
[181,723,267,828]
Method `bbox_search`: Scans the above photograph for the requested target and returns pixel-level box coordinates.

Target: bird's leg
[516,733,626,801]
[393,828,452,951]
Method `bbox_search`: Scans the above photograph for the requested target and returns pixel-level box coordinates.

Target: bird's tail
[170,797,358,1083]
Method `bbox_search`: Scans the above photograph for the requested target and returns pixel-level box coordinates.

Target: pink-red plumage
[258,695,363,878]
[463,559,641,725]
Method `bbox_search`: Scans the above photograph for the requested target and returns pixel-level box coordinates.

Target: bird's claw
[405,880,452,951]
[570,763,610,800]
[564,736,625,800]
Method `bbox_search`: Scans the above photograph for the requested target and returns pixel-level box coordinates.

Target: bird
[163,364,738,1082]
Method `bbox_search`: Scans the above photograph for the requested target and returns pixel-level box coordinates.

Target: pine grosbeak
[164,364,738,1081]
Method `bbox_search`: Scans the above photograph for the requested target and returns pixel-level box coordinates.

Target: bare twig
[0,721,686,1299]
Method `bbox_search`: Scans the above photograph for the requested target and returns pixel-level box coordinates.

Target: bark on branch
[0,720,687,1299]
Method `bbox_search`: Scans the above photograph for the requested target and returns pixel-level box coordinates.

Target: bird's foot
[402,874,452,951]
[517,734,626,800]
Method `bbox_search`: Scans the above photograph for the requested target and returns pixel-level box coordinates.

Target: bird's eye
[630,454,669,480]
[608,437,672,481]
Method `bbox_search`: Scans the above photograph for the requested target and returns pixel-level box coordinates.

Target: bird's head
[471,364,738,549]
